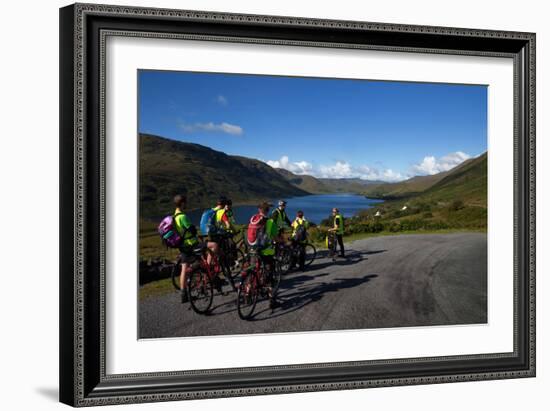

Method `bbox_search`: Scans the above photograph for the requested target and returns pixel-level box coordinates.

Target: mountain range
[140,133,487,219]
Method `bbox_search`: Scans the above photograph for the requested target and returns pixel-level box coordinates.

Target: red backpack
[246,213,268,249]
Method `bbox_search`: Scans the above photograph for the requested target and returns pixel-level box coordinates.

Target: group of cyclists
[170,194,346,309]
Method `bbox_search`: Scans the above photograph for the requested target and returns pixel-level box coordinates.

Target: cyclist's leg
[206,238,219,265]
[298,243,306,270]
[178,251,193,303]
[337,234,345,257]
[262,254,280,307]
[288,240,296,269]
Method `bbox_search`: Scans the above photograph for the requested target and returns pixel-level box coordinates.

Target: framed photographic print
[59,3,536,407]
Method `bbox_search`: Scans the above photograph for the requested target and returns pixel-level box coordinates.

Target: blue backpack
[199,208,217,235]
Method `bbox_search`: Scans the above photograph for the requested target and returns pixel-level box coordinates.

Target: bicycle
[170,244,224,314]
[288,241,317,270]
[326,230,337,261]
[236,249,281,320]
[274,239,292,275]
[215,231,246,291]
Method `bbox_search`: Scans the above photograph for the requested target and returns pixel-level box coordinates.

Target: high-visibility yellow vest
[334,214,344,235]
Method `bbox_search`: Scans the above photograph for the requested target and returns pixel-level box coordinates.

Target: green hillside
[139,134,308,219]
[363,172,451,199]
[363,155,485,202]
[342,152,488,233]
[418,152,487,206]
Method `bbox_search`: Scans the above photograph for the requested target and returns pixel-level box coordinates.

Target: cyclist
[173,194,200,303]
[225,199,238,231]
[253,201,280,309]
[216,198,238,235]
[206,196,227,257]
[329,207,345,258]
[206,196,229,292]
[290,210,309,271]
[271,200,292,240]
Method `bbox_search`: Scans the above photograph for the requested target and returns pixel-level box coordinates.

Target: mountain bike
[326,230,337,261]
[236,250,281,320]
[217,231,246,291]
[274,240,292,275]
[170,245,224,314]
[288,241,317,269]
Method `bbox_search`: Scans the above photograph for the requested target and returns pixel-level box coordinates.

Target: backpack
[158,213,182,248]
[246,213,268,249]
[199,208,217,235]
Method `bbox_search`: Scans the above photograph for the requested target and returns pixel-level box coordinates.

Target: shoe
[181,290,189,304]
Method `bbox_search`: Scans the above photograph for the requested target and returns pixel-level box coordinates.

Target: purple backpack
[158,213,183,248]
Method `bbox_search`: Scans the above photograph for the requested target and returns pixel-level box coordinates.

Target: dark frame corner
[60,3,535,407]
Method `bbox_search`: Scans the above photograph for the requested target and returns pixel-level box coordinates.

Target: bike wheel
[171,259,182,290]
[228,249,245,284]
[275,246,291,275]
[304,243,317,267]
[237,271,258,320]
[187,267,213,314]
[270,265,282,296]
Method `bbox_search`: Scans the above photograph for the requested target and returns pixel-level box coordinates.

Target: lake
[186,193,383,226]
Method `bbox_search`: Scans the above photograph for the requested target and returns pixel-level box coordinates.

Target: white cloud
[318,161,404,182]
[411,151,471,175]
[216,95,228,106]
[264,151,473,182]
[265,156,405,182]
[179,121,243,136]
[266,156,313,175]
[319,161,354,179]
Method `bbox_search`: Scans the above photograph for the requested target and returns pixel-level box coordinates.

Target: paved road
[139,233,487,338]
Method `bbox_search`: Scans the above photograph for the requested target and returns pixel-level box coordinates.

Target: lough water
[186,193,383,226]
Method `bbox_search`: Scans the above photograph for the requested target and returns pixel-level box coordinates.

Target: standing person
[218,198,237,234]
[330,208,345,258]
[248,201,280,309]
[206,196,227,260]
[203,196,229,293]
[290,210,309,271]
[224,199,238,231]
[271,200,292,240]
[173,194,199,303]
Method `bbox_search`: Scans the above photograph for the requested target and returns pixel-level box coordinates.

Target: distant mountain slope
[140,134,309,219]
[320,178,383,193]
[364,155,485,200]
[364,172,451,199]
[418,152,487,206]
[275,168,333,193]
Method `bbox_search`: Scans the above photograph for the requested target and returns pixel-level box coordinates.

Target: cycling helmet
[297,210,304,217]
[278,200,287,207]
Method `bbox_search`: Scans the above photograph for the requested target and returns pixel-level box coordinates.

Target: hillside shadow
[248,273,379,321]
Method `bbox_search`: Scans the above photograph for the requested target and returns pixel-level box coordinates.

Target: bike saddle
[192,243,207,255]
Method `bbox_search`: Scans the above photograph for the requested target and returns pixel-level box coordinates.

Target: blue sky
[138,70,487,182]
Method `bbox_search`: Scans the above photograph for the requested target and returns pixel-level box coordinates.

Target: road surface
[139,232,487,338]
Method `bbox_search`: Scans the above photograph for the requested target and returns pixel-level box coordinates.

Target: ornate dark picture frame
[59,3,535,407]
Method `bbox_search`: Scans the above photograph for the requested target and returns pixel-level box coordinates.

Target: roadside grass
[140,277,175,301]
